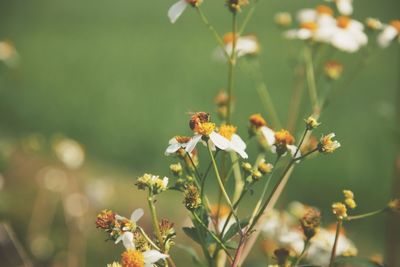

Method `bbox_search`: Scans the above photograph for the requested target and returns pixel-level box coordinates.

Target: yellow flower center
[274,129,295,145]
[249,114,267,128]
[194,122,216,136]
[218,124,237,140]
[223,32,239,44]
[185,0,202,7]
[121,250,144,267]
[337,16,351,29]
[316,5,334,16]
[175,136,191,144]
[300,22,318,31]
[390,20,400,33]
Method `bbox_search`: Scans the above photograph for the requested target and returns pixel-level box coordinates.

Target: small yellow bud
[305,116,320,130]
[345,198,357,209]
[169,163,183,177]
[332,202,348,219]
[343,190,354,199]
[388,199,400,213]
[274,12,292,27]
[365,18,383,31]
[324,60,343,80]
[251,170,263,181]
[258,161,273,174]
[241,162,253,172]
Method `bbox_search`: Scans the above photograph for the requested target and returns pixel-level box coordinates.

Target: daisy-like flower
[114,208,144,237]
[121,243,168,267]
[165,136,191,156]
[377,20,400,48]
[136,174,169,194]
[167,0,202,24]
[217,124,248,158]
[318,133,341,153]
[330,16,368,53]
[326,0,353,16]
[214,33,260,60]
[263,128,300,158]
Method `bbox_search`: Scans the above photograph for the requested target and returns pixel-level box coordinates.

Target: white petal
[231,134,246,150]
[162,177,169,187]
[378,25,398,48]
[165,143,181,155]
[337,0,353,15]
[185,134,202,154]
[167,0,188,24]
[287,145,300,158]
[230,142,248,159]
[235,36,259,57]
[297,29,313,40]
[209,131,230,151]
[130,208,144,222]
[115,235,123,244]
[331,29,359,52]
[115,215,126,221]
[261,126,275,146]
[122,232,135,250]
[143,250,169,264]
[168,137,178,145]
[297,9,317,23]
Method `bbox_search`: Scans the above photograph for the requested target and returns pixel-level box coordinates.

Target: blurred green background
[0,0,399,266]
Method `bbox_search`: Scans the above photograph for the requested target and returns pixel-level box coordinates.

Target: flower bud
[332,202,348,219]
[226,0,249,13]
[251,170,263,181]
[258,161,273,175]
[324,60,343,80]
[305,116,320,130]
[183,184,202,211]
[300,207,321,240]
[274,12,292,27]
[170,163,183,177]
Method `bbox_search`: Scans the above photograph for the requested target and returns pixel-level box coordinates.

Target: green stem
[256,82,282,129]
[137,226,161,251]
[305,45,319,113]
[227,12,237,124]
[329,219,342,267]
[293,147,319,162]
[238,0,259,35]
[294,238,310,266]
[345,208,388,221]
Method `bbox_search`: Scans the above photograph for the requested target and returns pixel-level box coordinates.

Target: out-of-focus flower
[168,0,202,24]
[214,33,260,60]
[332,202,348,219]
[136,174,169,195]
[169,162,183,177]
[330,16,368,53]
[121,248,168,267]
[343,190,357,209]
[218,124,248,158]
[388,199,400,213]
[107,262,122,267]
[226,0,249,13]
[210,204,235,233]
[377,20,400,48]
[165,136,192,156]
[326,0,353,15]
[258,159,273,175]
[274,12,292,27]
[300,207,321,240]
[65,193,89,217]
[96,209,116,230]
[305,116,321,130]
[0,41,19,67]
[30,235,54,260]
[324,60,343,80]
[365,18,383,31]
[38,167,69,192]
[183,184,202,210]
[53,137,85,169]
[318,133,341,153]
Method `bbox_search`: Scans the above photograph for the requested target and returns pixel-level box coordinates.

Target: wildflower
[214,33,260,60]
[96,209,116,230]
[274,12,292,27]
[365,18,383,31]
[377,20,400,48]
[159,219,176,250]
[169,163,183,177]
[218,124,248,158]
[326,0,353,15]
[183,184,202,210]
[53,137,85,169]
[318,133,341,153]
[251,170,263,181]
[388,199,400,213]
[241,162,253,173]
[330,16,368,53]
[107,262,122,267]
[114,208,144,237]
[258,159,273,175]
[121,248,168,267]
[165,136,191,156]
[136,174,169,194]
[271,129,299,157]
[305,116,321,130]
[300,208,321,239]
[324,60,343,80]
[168,0,202,24]
[332,202,347,219]
[0,41,19,67]
[226,0,249,13]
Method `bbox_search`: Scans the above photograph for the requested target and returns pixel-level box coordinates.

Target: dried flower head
[183,184,202,211]
[96,209,116,230]
[324,60,343,80]
[133,230,151,252]
[318,133,341,153]
[159,219,176,250]
[274,12,292,27]
[300,207,321,239]
[388,199,400,213]
[169,163,183,177]
[274,248,290,266]
[226,0,249,13]
[305,116,321,130]
[332,202,348,219]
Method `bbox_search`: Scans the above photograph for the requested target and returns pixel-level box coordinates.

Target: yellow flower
[343,190,354,199]
[388,199,400,213]
[332,202,348,219]
[318,133,341,153]
[121,250,144,267]
[305,116,321,130]
[345,198,357,209]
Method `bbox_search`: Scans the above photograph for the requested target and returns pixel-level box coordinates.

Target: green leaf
[222,218,250,241]
[175,244,206,267]
[182,227,202,245]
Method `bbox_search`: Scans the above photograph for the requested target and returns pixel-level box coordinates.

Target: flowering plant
[95,1,400,266]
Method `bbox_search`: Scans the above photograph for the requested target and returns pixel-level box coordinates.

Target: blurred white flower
[38,167,69,192]
[377,20,400,48]
[330,16,367,53]
[261,128,299,157]
[214,33,260,60]
[326,0,353,15]
[53,137,85,169]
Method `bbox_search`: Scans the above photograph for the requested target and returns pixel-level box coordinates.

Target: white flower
[326,0,353,16]
[213,33,260,60]
[168,0,201,24]
[330,16,367,53]
[377,20,400,48]
[165,136,192,155]
[261,127,299,157]
[217,124,248,159]
[115,208,144,234]
[53,137,85,169]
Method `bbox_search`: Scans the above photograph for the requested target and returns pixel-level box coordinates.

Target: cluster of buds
[169,162,183,177]
[305,116,320,130]
[242,160,273,183]
[332,202,348,220]
[159,219,176,251]
[318,133,341,153]
[324,60,344,80]
[136,173,169,195]
[226,0,249,13]
[132,230,151,252]
[343,190,357,209]
[214,91,230,120]
[183,184,202,211]
[300,207,321,240]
